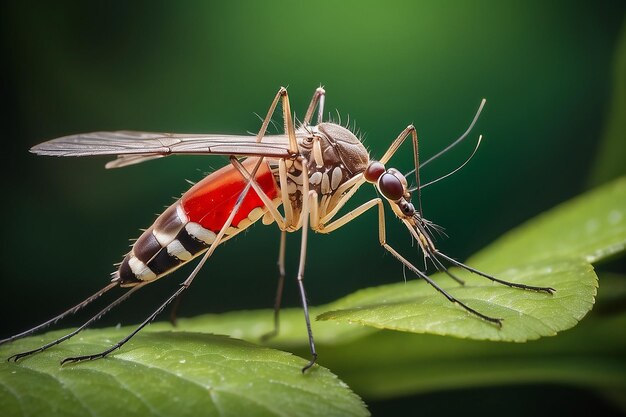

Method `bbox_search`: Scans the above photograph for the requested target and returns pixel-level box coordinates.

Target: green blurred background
[1,1,624,416]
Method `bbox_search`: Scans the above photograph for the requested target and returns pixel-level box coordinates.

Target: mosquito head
[304,122,368,176]
[365,161,417,220]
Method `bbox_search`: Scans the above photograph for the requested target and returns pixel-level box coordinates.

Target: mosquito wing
[30,131,293,168]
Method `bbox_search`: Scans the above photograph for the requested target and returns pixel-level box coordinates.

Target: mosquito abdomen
[116,158,280,287]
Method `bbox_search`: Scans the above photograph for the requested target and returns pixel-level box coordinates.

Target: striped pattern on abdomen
[115,202,262,287]
[113,157,281,286]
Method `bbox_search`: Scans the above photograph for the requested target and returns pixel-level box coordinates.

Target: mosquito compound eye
[364,161,386,183]
[379,172,404,201]
[387,168,408,188]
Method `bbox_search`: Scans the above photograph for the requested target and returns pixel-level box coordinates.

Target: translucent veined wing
[30,131,293,168]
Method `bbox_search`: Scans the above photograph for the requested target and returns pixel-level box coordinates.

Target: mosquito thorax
[364,161,386,183]
[315,123,369,176]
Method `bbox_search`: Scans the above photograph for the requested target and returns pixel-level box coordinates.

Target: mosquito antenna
[0,281,118,346]
[405,99,486,180]
[424,99,486,168]
[413,135,483,191]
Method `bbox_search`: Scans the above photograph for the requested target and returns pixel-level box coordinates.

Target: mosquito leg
[0,281,118,346]
[321,174,368,225]
[434,251,555,294]
[385,243,503,326]
[380,125,414,166]
[231,78,316,335]
[62,285,187,364]
[8,283,147,362]
[318,198,382,234]
[297,194,318,372]
[232,153,298,232]
[248,86,302,230]
[278,158,295,229]
[62,162,264,364]
[303,87,326,126]
[290,158,318,372]
[230,156,288,230]
[428,254,465,286]
[378,203,502,326]
[257,87,298,154]
[318,194,498,325]
[218,87,303,326]
[261,230,286,342]
[168,291,185,327]
[319,195,500,325]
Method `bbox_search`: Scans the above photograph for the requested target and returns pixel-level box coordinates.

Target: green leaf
[318,259,596,341]
[3,178,622,416]
[147,307,376,347]
[0,331,368,417]
[308,272,626,401]
[309,310,626,400]
[317,177,626,341]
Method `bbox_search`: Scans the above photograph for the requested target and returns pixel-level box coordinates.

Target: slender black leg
[297,273,317,372]
[62,285,186,364]
[384,243,503,327]
[261,230,286,342]
[373,201,503,325]
[434,251,555,293]
[429,254,465,285]
[8,283,145,362]
[296,160,318,372]
[1,281,118,346]
[168,291,185,327]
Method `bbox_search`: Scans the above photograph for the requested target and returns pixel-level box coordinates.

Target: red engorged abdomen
[180,157,279,232]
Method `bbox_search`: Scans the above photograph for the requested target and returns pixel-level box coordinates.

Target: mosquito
[2,87,554,372]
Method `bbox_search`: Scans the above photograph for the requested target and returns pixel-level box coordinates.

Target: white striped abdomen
[115,158,280,286]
